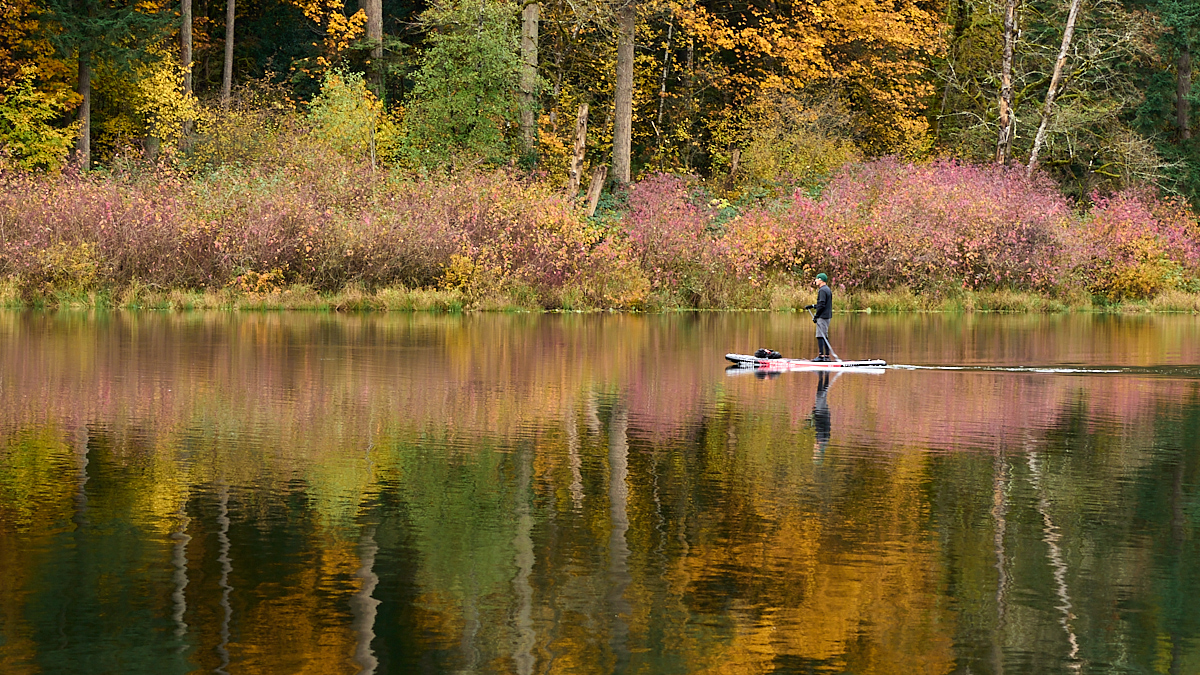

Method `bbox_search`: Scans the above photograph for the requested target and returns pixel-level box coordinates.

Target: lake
[1,311,1198,674]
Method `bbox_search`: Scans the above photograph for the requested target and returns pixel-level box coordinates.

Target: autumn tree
[40,0,170,167]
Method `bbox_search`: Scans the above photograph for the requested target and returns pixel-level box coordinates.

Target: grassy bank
[7,281,1200,314]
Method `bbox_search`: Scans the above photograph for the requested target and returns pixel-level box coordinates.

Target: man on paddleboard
[805,273,833,362]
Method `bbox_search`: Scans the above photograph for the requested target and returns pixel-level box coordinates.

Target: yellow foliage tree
[133,54,202,155]
[676,0,945,157]
[288,0,368,79]
[0,65,80,171]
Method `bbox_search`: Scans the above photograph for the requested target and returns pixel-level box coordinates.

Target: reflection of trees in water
[1,396,1198,673]
[3,316,1200,672]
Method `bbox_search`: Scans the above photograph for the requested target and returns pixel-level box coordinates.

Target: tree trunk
[221,0,235,107]
[996,0,1018,163]
[656,16,673,136]
[182,0,194,146]
[519,2,540,152]
[586,165,607,216]
[1178,46,1191,141]
[568,103,589,196]
[364,0,383,96]
[75,54,91,169]
[1026,0,1083,176]
[182,0,193,94]
[611,1,636,185]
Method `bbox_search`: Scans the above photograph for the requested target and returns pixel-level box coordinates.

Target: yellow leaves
[287,0,366,57]
[0,65,80,172]
[132,55,201,151]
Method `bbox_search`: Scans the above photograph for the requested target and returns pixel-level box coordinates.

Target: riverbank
[8,283,1200,314]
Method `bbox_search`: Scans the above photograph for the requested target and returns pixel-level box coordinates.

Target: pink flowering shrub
[0,162,650,306]
[2,155,1197,307]
[622,174,724,302]
[1078,190,1200,300]
[726,159,1073,292]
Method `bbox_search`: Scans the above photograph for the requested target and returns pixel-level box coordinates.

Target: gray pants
[815,317,829,339]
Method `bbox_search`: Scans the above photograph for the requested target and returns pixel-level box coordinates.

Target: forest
[1,0,1199,309]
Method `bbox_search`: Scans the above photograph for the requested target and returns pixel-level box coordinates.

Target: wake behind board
[725,353,887,371]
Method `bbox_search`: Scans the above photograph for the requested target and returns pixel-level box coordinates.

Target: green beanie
[816,273,828,282]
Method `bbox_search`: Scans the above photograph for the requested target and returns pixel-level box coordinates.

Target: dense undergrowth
[3,154,1199,312]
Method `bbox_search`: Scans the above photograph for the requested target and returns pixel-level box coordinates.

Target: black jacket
[813,285,832,320]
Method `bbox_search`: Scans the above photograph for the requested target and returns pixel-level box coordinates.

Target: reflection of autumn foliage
[1,313,1198,671]
[3,312,1198,454]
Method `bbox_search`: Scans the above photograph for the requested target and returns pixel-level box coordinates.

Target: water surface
[1,311,1198,674]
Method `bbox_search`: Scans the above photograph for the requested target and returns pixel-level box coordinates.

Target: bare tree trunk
[568,103,589,196]
[519,2,540,152]
[996,0,1018,163]
[1026,0,1083,177]
[586,165,607,216]
[611,1,636,185]
[75,54,91,169]
[221,0,235,107]
[1178,46,1192,141]
[365,0,383,96]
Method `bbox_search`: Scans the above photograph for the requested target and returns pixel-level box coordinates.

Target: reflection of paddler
[811,371,838,462]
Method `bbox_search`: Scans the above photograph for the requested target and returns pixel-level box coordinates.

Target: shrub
[308,70,399,164]
[623,174,721,302]
[725,159,1074,293]
[1079,190,1200,301]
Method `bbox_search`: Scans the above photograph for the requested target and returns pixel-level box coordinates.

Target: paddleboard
[725,353,887,371]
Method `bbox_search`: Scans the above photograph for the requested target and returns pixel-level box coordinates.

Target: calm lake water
[1,311,1198,674]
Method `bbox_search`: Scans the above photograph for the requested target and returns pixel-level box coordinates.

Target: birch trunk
[996,0,1018,163]
[656,16,673,136]
[1026,0,1083,176]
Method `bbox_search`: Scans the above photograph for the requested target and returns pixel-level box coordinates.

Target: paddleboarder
[804,273,834,362]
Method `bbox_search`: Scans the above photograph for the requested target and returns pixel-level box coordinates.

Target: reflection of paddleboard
[725,353,887,371]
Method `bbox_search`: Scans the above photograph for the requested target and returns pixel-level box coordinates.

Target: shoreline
[7,284,1200,314]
